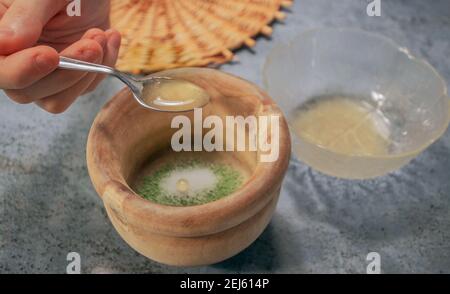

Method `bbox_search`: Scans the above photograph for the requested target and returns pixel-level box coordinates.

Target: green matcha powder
[137,160,243,206]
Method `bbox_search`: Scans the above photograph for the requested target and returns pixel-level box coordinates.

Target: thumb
[0,0,67,55]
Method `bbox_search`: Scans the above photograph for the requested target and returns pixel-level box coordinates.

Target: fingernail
[35,55,56,72]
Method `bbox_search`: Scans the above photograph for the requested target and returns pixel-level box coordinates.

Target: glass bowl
[263,28,449,179]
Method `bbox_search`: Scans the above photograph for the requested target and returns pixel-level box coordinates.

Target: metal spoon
[58,56,210,112]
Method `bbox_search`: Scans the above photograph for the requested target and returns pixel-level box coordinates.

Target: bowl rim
[87,67,291,238]
[263,27,450,159]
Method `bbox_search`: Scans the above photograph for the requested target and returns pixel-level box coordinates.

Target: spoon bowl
[58,56,210,112]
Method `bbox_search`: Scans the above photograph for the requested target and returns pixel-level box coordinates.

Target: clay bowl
[87,68,291,266]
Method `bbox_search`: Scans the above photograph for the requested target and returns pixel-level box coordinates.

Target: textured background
[1,0,449,273]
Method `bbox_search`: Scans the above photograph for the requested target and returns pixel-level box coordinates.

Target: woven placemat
[111,0,293,74]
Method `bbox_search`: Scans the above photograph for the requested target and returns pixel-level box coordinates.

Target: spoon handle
[58,56,141,93]
[59,56,116,75]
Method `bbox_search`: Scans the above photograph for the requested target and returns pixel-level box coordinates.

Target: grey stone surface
[1,0,449,273]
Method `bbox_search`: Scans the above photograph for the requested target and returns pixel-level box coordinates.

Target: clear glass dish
[263,28,449,179]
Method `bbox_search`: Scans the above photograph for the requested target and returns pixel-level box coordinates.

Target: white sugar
[160,167,218,199]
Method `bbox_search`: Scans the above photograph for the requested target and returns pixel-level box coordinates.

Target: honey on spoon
[58,56,210,112]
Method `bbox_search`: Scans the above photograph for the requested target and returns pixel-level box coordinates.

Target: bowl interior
[99,68,276,205]
[264,28,449,157]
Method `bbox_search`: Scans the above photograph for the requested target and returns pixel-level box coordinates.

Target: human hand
[0,0,121,113]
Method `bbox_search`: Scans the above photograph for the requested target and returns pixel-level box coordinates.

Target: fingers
[82,28,108,51]
[5,30,107,102]
[0,45,59,90]
[34,34,107,114]
[2,26,121,114]
[35,68,99,114]
[0,0,67,55]
[84,29,121,94]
